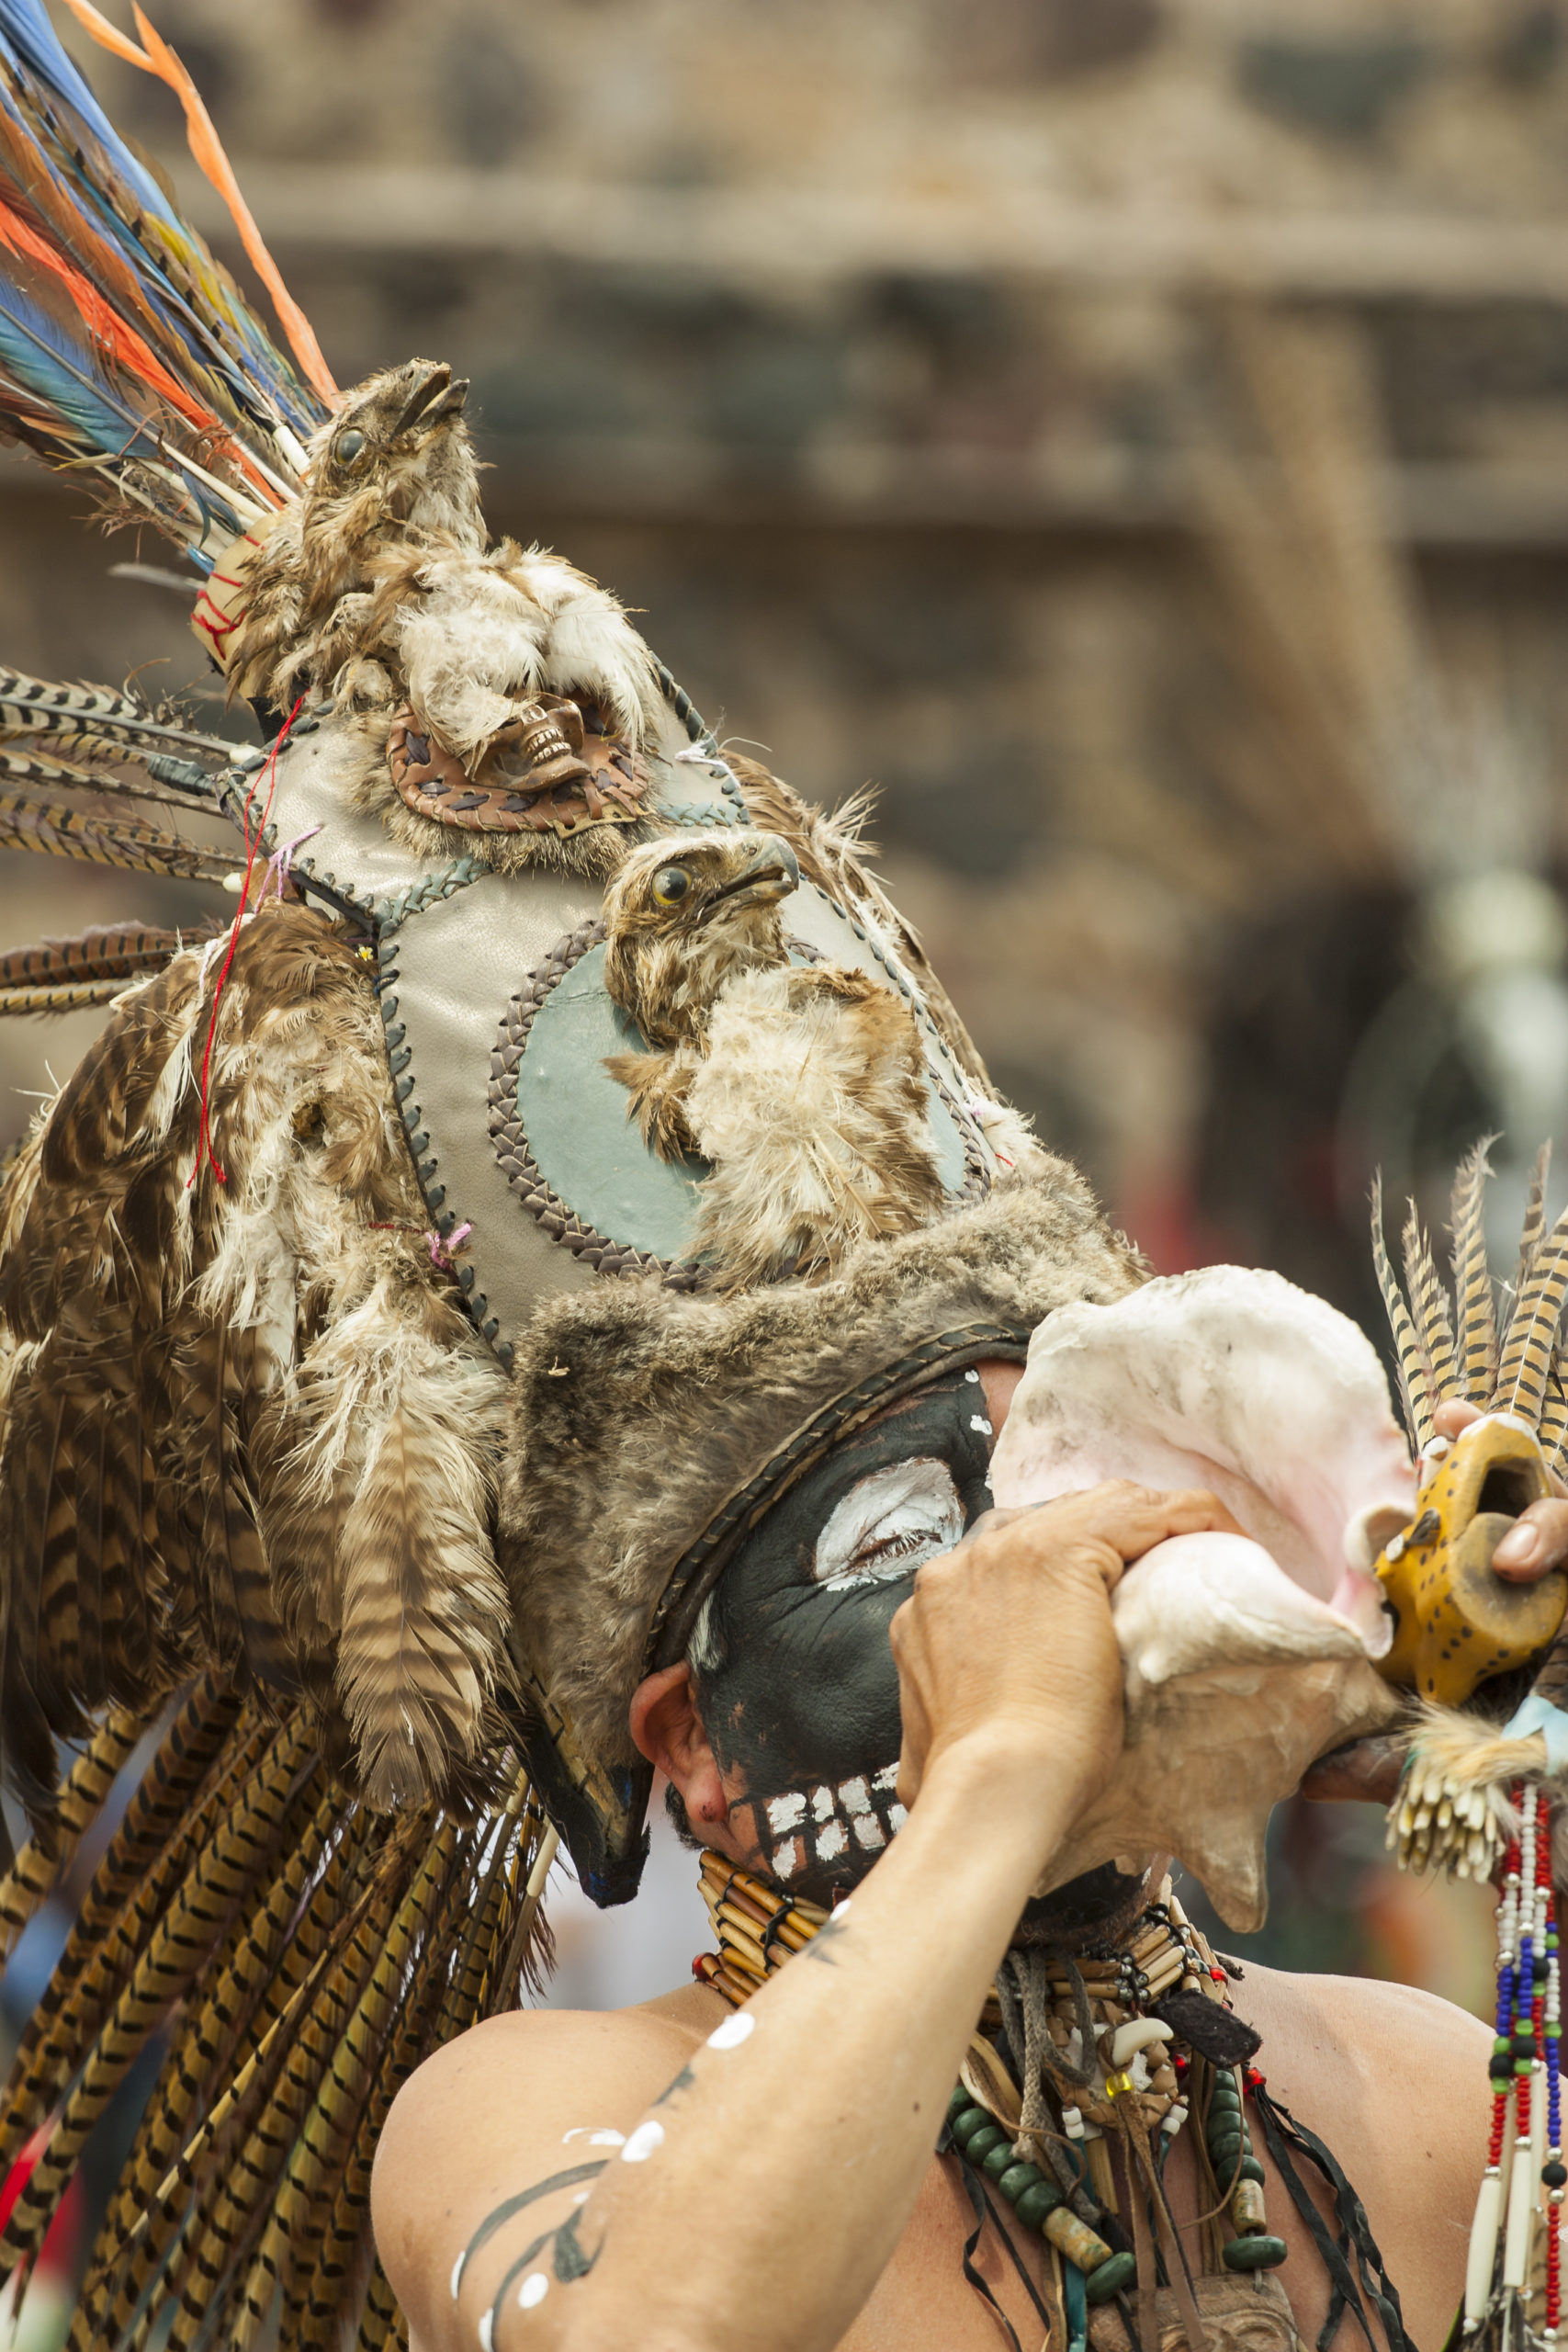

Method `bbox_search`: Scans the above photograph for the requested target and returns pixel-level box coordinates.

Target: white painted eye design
[812,1458,965,1591]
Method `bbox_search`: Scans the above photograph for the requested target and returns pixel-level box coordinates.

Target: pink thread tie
[265,823,322,899]
[428,1222,471,1267]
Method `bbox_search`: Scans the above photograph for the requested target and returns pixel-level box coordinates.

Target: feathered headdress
[0,8,1103,2348]
[0,0,328,568]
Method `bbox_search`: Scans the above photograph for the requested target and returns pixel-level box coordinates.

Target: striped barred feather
[1542,1348,1568,1476]
[1371,1147,1568,1455]
[0,784,242,881]
[1371,1172,1435,1451]
[0,1684,252,2178]
[1450,1138,1499,1403]
[0,743,215,812]
[1517,1143,1551,1301]
[0,976,155,1014]
[1402,1204,1461,1403]
[0,1702,143,1959]
[2,1683,555,2348]
[0,924,198,993]
[1495,1201,1568,1426]
[0,667,232,762]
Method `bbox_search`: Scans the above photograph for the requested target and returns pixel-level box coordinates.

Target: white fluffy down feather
[683,965,944,1286]
[395,544,661,763]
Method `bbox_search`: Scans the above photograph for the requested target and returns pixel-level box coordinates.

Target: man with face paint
[375,1357,1568,2352]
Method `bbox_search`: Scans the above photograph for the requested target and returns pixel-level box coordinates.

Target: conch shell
[989,1265,1416,1930]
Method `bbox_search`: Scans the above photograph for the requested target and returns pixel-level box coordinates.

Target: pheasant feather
[0,783,242,880]
[1402,1204,1461,1403]
[1450,1138,1499,1404]
[1371,1172,1435,1452]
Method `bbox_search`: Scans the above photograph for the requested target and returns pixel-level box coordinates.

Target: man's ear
[629,1663,729,1826]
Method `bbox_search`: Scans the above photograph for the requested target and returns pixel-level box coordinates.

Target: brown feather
[1449,1137,1499,1404]
[1402,1203,1461,1404]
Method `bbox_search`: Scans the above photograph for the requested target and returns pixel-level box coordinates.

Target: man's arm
[372,1483,1236,2352]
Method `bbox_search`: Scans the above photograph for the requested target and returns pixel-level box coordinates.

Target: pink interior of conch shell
[987,1265,1416,1929]
[990,1264,1415,1653]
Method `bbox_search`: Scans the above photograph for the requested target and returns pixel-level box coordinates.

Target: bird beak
[697,837,801,922]
[389,362,469,438]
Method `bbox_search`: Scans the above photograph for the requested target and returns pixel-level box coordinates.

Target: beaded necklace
[694,1851,1288,2321]
[1463,1779,1564,2349]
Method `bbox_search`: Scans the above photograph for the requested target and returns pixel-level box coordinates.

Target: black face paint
[692,1368,994,1905]
[693,1363,1157,1942]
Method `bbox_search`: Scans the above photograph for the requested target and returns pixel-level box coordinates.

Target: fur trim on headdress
[499,1160,1144,1787]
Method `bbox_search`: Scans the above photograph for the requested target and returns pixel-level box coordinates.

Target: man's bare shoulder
[380,1985,719,2161]
[1241,1956,1492,2081]
[373,1988,728,2351]
[1238,1956,1491,2346]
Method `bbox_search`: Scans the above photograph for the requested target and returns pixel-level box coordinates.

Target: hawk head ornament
[601,832,802,1048]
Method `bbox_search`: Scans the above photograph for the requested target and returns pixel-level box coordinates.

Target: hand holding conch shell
[987,1265,1416,1932]
[889,1481,1247,1843]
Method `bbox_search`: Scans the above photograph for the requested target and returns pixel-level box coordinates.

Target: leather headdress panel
[186,519,1133,1904]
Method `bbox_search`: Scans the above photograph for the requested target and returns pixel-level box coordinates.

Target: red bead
[1210,1967,1226,1983]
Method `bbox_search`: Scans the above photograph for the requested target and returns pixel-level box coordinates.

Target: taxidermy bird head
[603,833,801,1048]
[226,356,484,707]
[301,357,482,552]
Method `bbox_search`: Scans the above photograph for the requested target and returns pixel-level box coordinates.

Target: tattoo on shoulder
[804,1909,853,1968]
[652,2064,696,2107]
[449,2161,607,2302]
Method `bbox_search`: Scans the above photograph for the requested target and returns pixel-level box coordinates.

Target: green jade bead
[1208,2132,1247,2170]
[1085,2252,1139,2304]
[949,2086,972,2119]
[1224,2235,1289,2273]
[952,2106,992,2144]
[1016,2181,1066,2230]
[964,2125,1009,2165]
[983,2141,1021,2184]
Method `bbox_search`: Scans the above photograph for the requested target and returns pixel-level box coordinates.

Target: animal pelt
[225,359,663,803]
[498,1163,1145,1784]
[678,965,946,1286]
[726,753,992,1094]
[0,898,512,1831]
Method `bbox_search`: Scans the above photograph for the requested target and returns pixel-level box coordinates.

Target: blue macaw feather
[0,0,328,549]
[0,266,245,545]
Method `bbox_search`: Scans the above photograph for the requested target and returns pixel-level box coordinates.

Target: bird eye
[651,865,691,907]
[334,428,367,467]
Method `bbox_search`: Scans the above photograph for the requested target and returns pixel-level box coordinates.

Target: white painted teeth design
[562,2126,626,2145]
[621,2120,666,2163]
[965,1368,980,1383]
[970,1415,993,1434]
[762,1766,907,1883]
[518,2273,550,2310]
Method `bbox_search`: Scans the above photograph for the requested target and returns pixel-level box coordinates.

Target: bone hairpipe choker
[693,1850,1289,2311]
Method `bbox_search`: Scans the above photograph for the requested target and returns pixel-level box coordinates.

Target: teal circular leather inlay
[516,941,709,1260]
